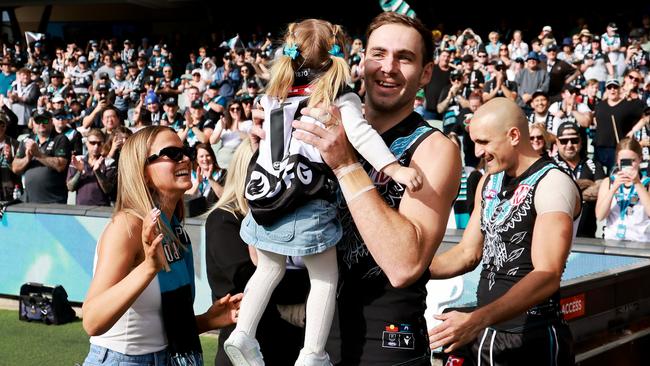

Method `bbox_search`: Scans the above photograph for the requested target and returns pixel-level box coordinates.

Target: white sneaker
[223,331,264,366]
[294,350,332,366]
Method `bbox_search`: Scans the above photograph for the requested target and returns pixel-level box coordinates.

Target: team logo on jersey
[511,184,532,206]
[445,356,465,366]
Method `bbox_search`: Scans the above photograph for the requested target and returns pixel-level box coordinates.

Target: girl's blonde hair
[114,126,184,245]
[211,138,254,218]
[265,18,350,109]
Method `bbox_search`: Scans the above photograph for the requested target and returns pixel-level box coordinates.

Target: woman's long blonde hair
[210,138,254,218]
[265,18,351,109]
[114,126,184,243]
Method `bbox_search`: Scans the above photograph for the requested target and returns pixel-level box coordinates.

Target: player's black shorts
[442,323,574,366]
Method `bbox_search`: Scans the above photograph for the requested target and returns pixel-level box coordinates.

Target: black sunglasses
[33,118,50,125]
[530,135,544,141]
[87,140,103,146]
[146,146,193,164]
[558,137,580,145]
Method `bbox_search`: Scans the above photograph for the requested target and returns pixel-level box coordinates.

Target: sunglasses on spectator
[606,85,620,90]
[558,137,580,145]
[530,135,544,141]
[87,140,103,146]
[628,75,642,83]
[477,54,487,58]
[33,118,49,125]
[146,146,193,164]
[230,107,241,111]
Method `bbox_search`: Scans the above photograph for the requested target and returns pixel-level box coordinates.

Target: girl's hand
[141,208,166,273]
[202,293,243,330]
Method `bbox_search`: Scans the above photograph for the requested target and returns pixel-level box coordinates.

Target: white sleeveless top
[89,245,167,355]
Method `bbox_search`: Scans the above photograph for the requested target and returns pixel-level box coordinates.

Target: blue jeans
[83,344,168,366]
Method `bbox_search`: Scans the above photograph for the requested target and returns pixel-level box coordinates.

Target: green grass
[0,309,218,365]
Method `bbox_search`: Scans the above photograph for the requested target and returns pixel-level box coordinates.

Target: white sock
[302,247,338,355]
[234,249,286,336]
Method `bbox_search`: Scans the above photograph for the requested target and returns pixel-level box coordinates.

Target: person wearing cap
[178,99,210,149]
[45,70,69,99]
[593,78,646,172]
[156,64,182,101]
[51,108,82,156]
[82,82,114,129]
[69,55,94,104]
[0,58,16,97]
[121,39,135,64]
[7,68,39,131]
[515,51,549,110]
[460,53,485,92]
[527,89,554,131]
[553,121,605,237]
[188,68,207,93]
[203,81,227,123]
[580,35,614,93]
[148,45,167,78]
[11,110,71,203]
[413,89,426,116]
[548,85,593,135]
[142,91,163,125]
[212,53,241,103]
[545,44,580,100]
[602,22,624,78]
[0,111,20,200]
[161,97,184,131]
[483,59,517,102]
[66,127,114,206]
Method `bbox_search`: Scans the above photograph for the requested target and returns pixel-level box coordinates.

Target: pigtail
[265,23,297,102]
[308,24,351,108]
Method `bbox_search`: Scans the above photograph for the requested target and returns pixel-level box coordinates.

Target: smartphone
[620,158,634,170]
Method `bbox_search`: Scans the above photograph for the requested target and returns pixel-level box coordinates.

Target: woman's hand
[199,293,243,331]
[141,208,166,274]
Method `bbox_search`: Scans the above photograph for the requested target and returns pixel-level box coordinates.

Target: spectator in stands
[8,68,39,132]
[0,113,20,200]
[438,69,470,134]
[209,100,249,169]
[143,92,163,125]
[178,100,211,149]
[424,49,452,120]
[549,85,593,132]
[485,31,502,59]
[554,122,605,237]
[213,53,240,102]
[546,44,581,100]
[189,69,207,93]
[66,128,114,206]
[110,64,130,120]
[156,65,182,101]
[186,142,224,205]
[52,108,83,155]
[527,89,554,131]
[0,58,16,97]
[581,35,613,93]
[625,41,649,75]
[236,63,263,97]
[69,56,93,104]
[205,138,309,365]
[11,110,71,203]
[516,52,549,111]
[558,37,578,64]
[529,122,552,157]
[596,138,650,241]
[81,126,241,366]
[578,78,601,112]
[82,82,113,129]
[94,53,116,81]
[593,79,645,173]
[508,30,529,61]
[483,60,517,102]
[621,69,644,101]
[601,23,624,78]
[457,91,483,168]
[161,97,184,131]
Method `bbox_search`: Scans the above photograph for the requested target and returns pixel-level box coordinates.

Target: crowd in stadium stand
[1,15,650,240]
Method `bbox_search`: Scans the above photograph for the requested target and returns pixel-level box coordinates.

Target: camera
[620,158,634,171]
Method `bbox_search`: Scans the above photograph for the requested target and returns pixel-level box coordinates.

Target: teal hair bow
[328,44,344,58]
[283,43,300,60]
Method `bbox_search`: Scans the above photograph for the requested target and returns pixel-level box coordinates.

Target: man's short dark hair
[366,12,433,65]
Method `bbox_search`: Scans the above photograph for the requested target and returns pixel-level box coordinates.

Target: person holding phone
[596,138,650,241]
